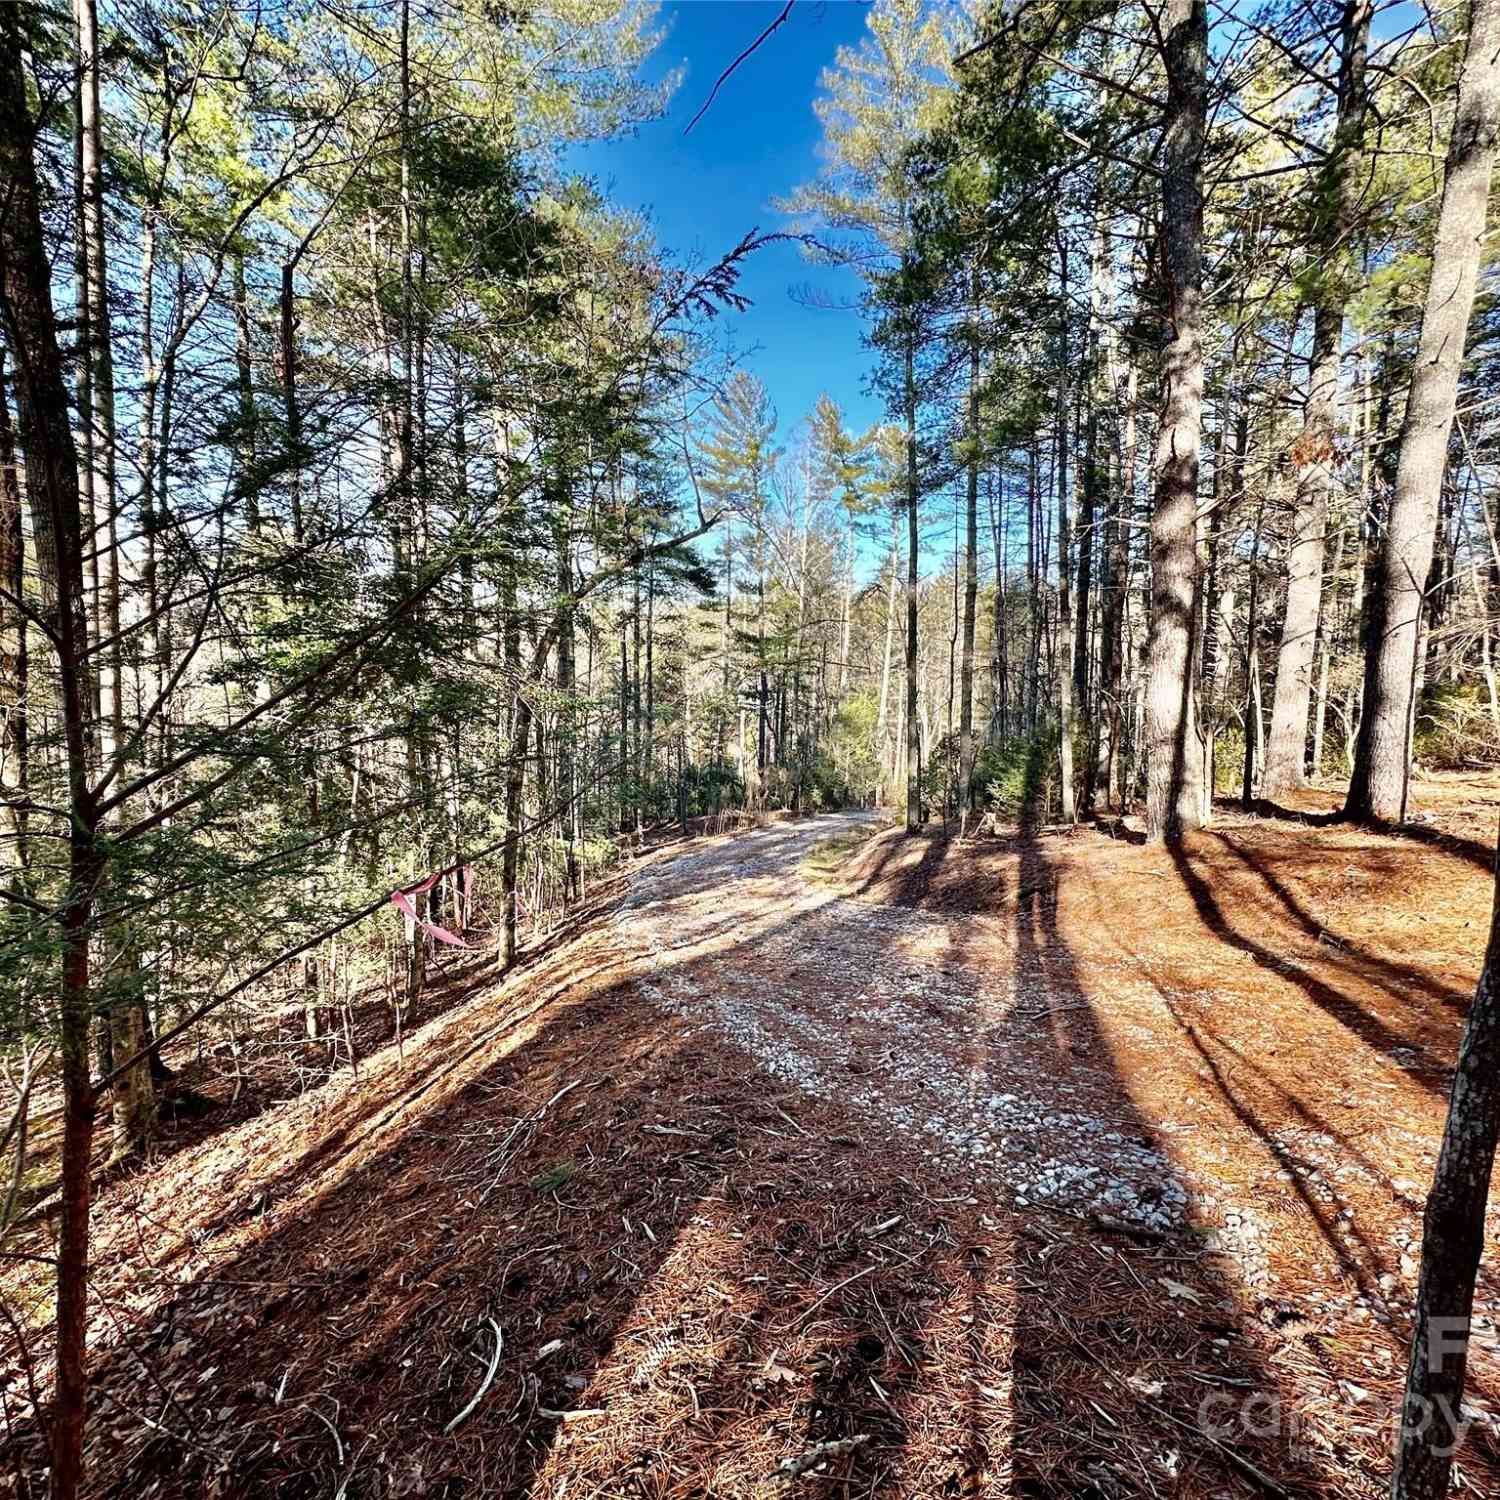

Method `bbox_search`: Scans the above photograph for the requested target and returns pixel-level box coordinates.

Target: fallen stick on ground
[780,1245,926,1332]
[444,1318,503,1435]
[769,1433,870,1483]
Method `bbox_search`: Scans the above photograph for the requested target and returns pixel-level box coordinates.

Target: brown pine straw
[0,782,1498,1496]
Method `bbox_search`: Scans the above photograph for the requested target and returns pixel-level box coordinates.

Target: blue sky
[575,0,885,447]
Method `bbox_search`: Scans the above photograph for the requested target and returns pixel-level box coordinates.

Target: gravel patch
[620,814,1190,1232]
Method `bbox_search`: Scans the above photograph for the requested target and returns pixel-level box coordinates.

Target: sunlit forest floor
[5,773,1500,1498]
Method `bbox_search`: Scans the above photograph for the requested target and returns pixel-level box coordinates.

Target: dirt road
[621,812,1187,1232]
[619,811,1500,1443]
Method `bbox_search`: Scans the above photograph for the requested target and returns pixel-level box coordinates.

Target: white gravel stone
[620,812,1192,1232]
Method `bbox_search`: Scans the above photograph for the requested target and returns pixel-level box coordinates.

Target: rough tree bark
[1393,814,1500,1498]
[0,347,24,866]
[0,15,100,1494]
[502,538,526,966]
[1097,361,1136,809]
[554,475,581,903]
[1056,237,1077,824]
[959,269,980,826]
[1144,0,1210,843]
[990,474,1009,741]
[877,503,899,793]
[1264,0,1372,796]
[1347,0,1500,826]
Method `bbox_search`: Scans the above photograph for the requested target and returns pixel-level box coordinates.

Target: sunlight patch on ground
[623,815,1190,1232]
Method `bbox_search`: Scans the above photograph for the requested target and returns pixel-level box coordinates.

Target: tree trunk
[1097,362,1136,809]
[1264,312,1333,795]
[877,505,899,797]
[110,979,154,1156]
[959,272,980,824]
[1347,0,1500,826]
[502,543,525,966]
[1241,496,1267,809]
[0,17,100,1492]
[502,697,531,969]
[646,550,656,823]
[839,516,853,697]
[280,260,303,540]
[1027,436,1042,732]
[150,265,182,774]
[621,625,631,831]
[1392,816,1500,1498]
[1245,633,1263,809]
[1077,402,1101,805]
[753,508,766,808]
[0,347,25,871]
[75,0,155,1155]
[1056,238,1077,823]
[904,323,921,832]
[1144,0,1210,844]
[234,253,259,532]
[990,471,1009,742]
[555,491,580,902]
[1264,0,1372,795]
[634,563,645,839]
[1311,519,1347,777]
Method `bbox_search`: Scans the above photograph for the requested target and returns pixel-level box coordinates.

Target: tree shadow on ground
[11,922,575,1230]
[999,829,1333,1497]
[1107,885,1413,1307]
[1214,834,1470,1011]
[1239,796,1495,874]
[1167,840,1454,1092]
[1113,892,1500,1487]
[2,853,950,1499]
[830,819,1343,1495]
[93,894,603,1188]
[5,817,1489,1497]
[820,814,1500,1493]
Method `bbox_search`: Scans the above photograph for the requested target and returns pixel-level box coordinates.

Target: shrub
[1414,683,1500,770]
[1212,727,1248,794]
[976,729,1058,823]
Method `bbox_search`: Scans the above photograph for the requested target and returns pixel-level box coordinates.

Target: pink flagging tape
[392,864,475,948]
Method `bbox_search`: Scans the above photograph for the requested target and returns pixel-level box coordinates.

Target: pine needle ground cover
[4,775,1499,1497]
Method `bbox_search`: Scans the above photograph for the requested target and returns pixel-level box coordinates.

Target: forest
[5,0,1500,1495]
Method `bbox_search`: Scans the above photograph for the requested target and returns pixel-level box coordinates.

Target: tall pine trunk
[1,18,99,1492]
[990,472,1009,742]
[1394,820,1500,1497]
[904,322,921,831]
[502,543,525,966]
[877,505,900,797]
[1144,0,1210,844]
[1056,238,1077,823]
[1347,0,1500,826]
[0,348,24,876]
[1264,0,1372,795]
[72,0,154,1156]
[959,276,980,825]
[1097,362,1136,809]
[554,487,580,902]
